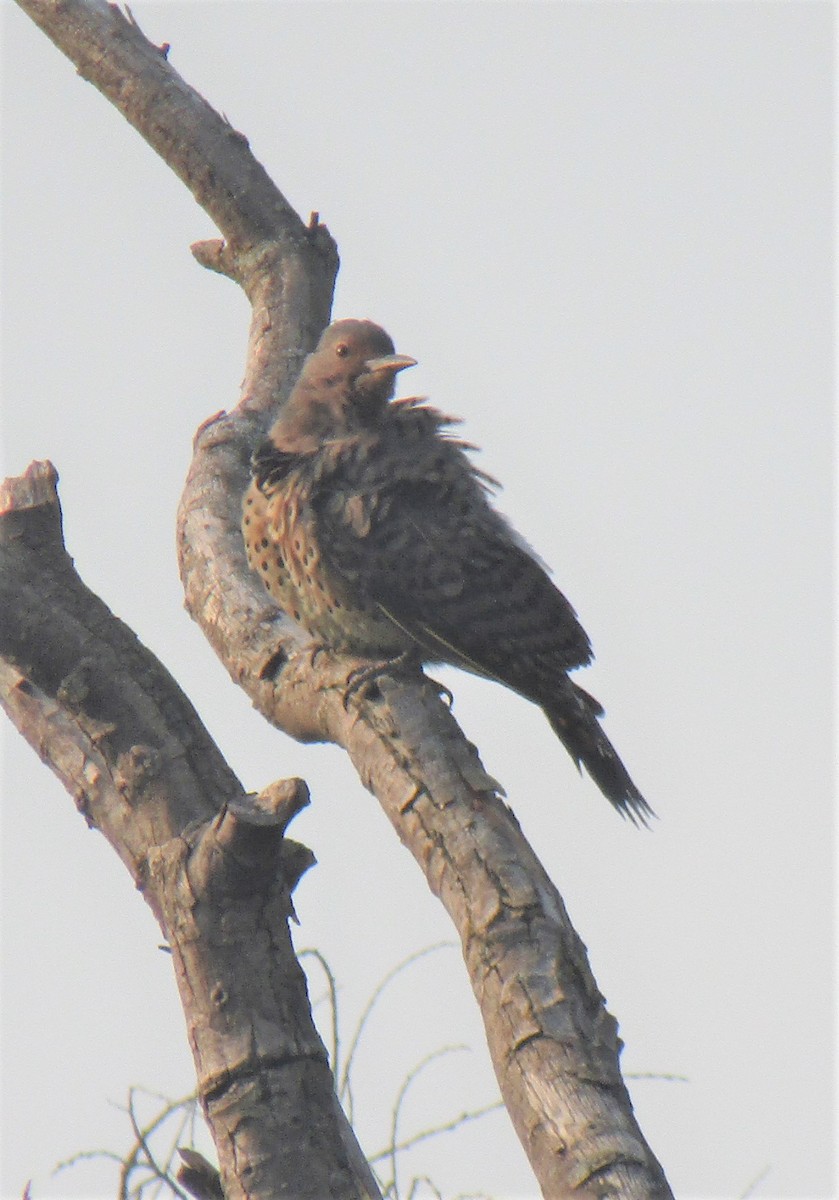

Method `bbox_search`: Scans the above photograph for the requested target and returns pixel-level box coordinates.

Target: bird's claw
[342,650,417,709]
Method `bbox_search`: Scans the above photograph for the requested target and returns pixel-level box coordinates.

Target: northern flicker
[243,319,652,824]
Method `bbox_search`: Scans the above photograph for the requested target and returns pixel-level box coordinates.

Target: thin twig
[405,1178,442,1200]
[126,1088,191,1200]
[54,1148,126,1173]
[386,1045,469,1200]
[339,943,454,1109]
[368,1100,504,1165]
[740,1165,772,1198]
[299,947,341,1082]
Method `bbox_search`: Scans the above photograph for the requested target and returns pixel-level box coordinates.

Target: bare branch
[0,463,379,1200]
[15,0,315,253]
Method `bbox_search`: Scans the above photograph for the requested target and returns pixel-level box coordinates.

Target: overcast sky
[1,3,834,1198]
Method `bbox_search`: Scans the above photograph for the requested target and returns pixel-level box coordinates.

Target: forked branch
[7,2,672,1195]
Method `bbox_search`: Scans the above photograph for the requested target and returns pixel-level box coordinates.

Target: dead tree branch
[8,2,672,1195]
[0,462,380,1200]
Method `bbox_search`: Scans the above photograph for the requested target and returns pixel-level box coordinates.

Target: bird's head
[272,319,416,450]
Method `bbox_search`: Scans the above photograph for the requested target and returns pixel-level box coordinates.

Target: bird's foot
[342,650,420,709]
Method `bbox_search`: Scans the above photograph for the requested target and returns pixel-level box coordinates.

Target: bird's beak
[363,353,417,376]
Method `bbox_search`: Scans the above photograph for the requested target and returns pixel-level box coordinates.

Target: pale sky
[1,3,834,1198]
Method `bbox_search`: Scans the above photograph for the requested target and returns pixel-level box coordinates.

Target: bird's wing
[314,466,593,701]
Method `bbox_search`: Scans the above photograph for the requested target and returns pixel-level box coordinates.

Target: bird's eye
[335,343,349,358]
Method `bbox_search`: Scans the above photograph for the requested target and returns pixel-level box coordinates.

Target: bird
[243,319,653,825]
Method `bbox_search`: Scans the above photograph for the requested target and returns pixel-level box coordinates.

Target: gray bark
[0,462,380,1200]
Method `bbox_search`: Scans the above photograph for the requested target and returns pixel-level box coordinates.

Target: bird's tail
[545,680,655,827]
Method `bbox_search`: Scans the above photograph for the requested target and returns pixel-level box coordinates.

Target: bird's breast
[242,475,410,657]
